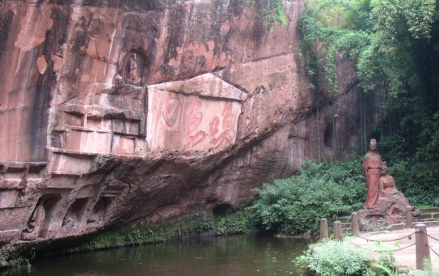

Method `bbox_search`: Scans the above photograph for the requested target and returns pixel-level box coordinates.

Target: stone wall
[0,0,373,248]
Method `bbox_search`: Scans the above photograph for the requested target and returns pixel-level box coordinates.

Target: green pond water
[2,235,311,276]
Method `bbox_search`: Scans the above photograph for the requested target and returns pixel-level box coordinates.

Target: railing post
[334,221,343,241]
[320,218,328,240]
[415,223,431,270]
[406,205,413,229]
[351,212,360,236]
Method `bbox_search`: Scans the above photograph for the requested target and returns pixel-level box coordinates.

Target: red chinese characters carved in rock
[152,91,182,133]
[182,100,206,149]
[209,102,236,150]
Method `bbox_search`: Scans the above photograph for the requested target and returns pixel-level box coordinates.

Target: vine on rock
[240,0,287,30]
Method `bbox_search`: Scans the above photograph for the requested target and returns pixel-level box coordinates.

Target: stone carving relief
[21,203,45,241]
[115,51,147,86]
[0,162,46,244]
[146,74,247,152]
[182,100,205,149]
[126,53,141,84]
[0,0,310,252]
[151,91,183,132]
[210,102,237,150]
[21,194,63,240]
[148,90,241,151]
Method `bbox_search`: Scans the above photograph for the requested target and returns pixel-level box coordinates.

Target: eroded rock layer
[0,0,369,247]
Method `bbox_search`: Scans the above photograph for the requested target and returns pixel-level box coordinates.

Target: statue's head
[381,161,388,174]
[369,139,377,152]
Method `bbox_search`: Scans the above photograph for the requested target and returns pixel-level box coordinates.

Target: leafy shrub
[250,158,366,235]
[295,240,376,276]
[296,239,439,276]
[215,210,254,235]
[0,250,30,268]
[295,239,411,276]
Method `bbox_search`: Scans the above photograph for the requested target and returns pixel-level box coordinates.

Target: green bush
[215,210,254,235]
[249,158,366,235]
[296,239,439,276]
[295,240,376,276]
[0,250,30,268]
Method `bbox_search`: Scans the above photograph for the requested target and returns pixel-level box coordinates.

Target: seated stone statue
[21,203,45,240]
[379,163,399,196]
[378,162,410,218]
[114,52,144,86]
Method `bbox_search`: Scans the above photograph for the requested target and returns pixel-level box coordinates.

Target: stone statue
[21,203,45,240]
[357,158,417,230]
[379,162,399,197]
[125,53,141,84]
[378,162,410,218]
[114,51,146,85]
[362,139,382,209]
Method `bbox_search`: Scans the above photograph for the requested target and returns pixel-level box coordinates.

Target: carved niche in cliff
[116,51,148,86]
[114,26,158,87]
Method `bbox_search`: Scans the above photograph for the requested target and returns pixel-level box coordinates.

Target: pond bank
[0,208,255,268]
[1,235,311,276]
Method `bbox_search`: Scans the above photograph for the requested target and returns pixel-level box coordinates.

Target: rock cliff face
[0,0,368,247]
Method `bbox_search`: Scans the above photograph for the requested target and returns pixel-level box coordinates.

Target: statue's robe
[363,151,382,209]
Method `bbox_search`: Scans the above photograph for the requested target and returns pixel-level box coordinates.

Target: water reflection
[3,235,310,276]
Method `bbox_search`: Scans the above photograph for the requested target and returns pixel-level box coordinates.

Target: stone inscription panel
[147,90,241,151]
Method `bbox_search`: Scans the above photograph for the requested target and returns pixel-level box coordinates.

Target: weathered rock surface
[0,0,376,248]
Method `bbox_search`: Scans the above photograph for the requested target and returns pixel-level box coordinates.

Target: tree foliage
[300,0,436,95]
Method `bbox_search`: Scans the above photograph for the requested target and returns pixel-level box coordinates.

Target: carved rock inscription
[147,90,242,151]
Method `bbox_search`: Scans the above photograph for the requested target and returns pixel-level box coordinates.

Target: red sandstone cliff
[0,0,369,248]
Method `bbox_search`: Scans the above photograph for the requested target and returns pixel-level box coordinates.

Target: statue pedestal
[357,193,418,231]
